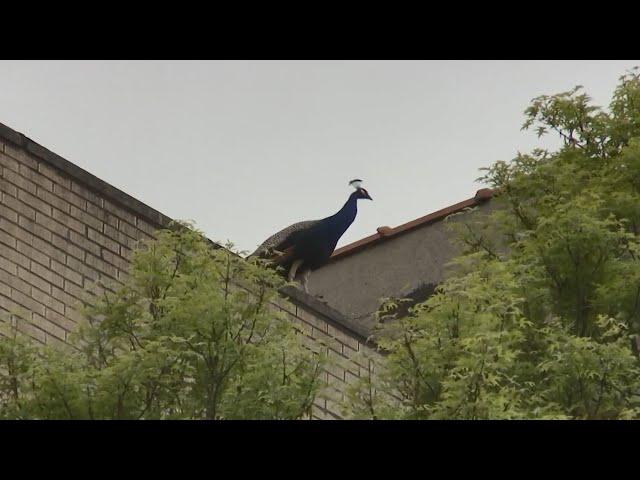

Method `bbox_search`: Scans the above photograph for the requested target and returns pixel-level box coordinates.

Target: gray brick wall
[0,127,381,419]
[0,137,161,345]
[274,288,380,420]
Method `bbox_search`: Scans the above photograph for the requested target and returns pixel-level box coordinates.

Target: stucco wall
[307,199,498,333]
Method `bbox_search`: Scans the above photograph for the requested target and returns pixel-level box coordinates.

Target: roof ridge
[330,188,494,261]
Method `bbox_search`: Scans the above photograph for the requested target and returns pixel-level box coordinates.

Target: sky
[1,60,638,253]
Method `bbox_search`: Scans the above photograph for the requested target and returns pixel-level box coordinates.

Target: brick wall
[275,287,379,420]
[0,136,165,346]
[0,123,380,419]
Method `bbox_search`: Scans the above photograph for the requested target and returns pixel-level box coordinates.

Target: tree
[344,68,640,419]
[0,224,325,419]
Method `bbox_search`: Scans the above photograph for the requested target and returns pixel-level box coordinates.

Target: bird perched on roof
[250,179,373,293]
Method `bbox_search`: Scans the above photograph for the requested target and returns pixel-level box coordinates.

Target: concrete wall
[0,122,378,419]
[307,199,498,333]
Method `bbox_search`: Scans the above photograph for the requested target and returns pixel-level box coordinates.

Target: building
[310,188,495,333]
[0,121,493,418]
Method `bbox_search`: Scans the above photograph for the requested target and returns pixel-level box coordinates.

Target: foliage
[345,68,640,419]
[0,224,324,419]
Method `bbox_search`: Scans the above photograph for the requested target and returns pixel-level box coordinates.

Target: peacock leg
[288,259,304,282]
[302,269,311,294]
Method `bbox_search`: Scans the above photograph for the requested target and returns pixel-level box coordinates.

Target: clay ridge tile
[330,188,494,261]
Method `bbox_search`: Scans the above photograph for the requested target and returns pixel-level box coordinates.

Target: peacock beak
[366,193,373,201]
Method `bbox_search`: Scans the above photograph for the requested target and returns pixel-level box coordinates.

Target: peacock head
[349,179,373,201]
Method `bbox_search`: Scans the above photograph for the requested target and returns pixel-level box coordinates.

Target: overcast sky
[1,60,638,253]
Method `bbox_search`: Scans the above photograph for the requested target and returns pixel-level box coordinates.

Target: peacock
[250,179,373,292]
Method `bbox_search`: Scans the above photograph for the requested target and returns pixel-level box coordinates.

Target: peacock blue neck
[326,192,358,238]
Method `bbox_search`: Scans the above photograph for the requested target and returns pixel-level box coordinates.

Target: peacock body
[250,179,372,291]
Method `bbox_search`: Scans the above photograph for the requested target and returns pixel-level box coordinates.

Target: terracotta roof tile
[330,188,495,261]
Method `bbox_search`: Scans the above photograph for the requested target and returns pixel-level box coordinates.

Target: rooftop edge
[0,121,173,228]
[330,187,495,261]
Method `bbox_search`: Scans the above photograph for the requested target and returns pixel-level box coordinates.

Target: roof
[330,188,495,261]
